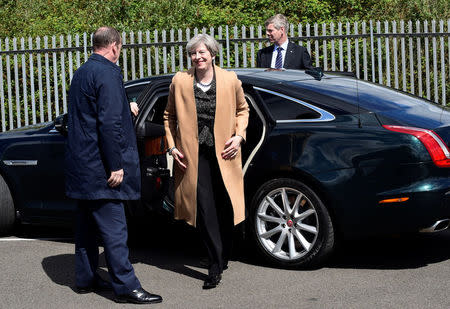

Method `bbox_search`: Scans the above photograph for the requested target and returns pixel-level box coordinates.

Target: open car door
[133,79,174,217]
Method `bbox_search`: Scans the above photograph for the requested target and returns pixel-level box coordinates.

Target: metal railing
[0,19,449,132]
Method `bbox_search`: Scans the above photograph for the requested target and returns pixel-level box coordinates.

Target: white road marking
[0,237,72,242]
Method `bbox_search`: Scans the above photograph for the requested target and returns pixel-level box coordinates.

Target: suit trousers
[75,199,141,295]
[196,146,234,276]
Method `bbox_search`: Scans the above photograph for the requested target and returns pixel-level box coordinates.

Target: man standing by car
[256,14,314,70]
[64,26,162,305]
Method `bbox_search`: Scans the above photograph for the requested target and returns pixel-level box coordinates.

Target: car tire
[0,175,15,235]
[248,178,334,268]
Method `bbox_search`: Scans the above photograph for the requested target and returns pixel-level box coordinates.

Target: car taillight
[383,125,450,168]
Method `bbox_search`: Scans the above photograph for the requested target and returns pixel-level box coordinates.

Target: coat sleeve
[256,49,262,68]
[163,77,177,149]
[233,73,249,141]
[96,69,123,172]
[301,47,314,70]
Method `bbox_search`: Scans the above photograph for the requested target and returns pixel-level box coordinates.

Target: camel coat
[163,66,249,227]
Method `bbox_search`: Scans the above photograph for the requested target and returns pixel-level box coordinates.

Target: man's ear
[112,42,119,55]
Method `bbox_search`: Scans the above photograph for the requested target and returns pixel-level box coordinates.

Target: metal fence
[0,19,449,132]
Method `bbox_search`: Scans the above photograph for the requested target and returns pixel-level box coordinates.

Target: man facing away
[64,26,162,305]
[256,14,314,70]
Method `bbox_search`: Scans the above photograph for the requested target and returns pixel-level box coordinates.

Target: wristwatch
[167,146,176,155]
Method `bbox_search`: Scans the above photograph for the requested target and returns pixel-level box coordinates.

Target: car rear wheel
[0,175,15,235]
[249,178,334,267]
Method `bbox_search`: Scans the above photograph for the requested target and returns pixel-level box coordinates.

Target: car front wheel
[249,178,334,267]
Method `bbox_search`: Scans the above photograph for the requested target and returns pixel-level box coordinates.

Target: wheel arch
[0,167,18,210]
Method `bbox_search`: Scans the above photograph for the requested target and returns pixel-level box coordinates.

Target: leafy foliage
[0,0,448,38]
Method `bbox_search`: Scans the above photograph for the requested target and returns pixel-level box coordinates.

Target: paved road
[0,223,449,309]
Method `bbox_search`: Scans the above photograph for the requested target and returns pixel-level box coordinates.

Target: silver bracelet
[167,146,177,155]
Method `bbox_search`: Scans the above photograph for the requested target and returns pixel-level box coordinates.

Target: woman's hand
[221,136,243,160]
[130,102,139,116]
[172,148,187,171]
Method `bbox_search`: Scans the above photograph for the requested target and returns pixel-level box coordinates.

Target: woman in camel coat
[163,34,249,289]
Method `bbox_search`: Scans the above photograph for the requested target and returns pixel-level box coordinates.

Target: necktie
[275,46,283,69]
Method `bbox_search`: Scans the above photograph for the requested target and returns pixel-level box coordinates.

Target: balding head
[93,27,121,52]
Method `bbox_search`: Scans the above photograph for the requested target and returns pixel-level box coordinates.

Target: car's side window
[258,91,321,121]
[145,95,168,125]
[125,84,148,103]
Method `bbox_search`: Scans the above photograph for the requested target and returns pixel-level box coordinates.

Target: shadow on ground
[39,217,450,297]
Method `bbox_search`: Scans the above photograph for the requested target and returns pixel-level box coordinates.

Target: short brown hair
[92,26,121,51]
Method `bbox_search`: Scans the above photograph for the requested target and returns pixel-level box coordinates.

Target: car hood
[0,122,53,138]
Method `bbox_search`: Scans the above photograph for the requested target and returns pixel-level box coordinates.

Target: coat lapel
[214,65,224,115]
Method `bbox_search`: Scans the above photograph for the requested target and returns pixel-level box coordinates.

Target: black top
[194,75,216,149]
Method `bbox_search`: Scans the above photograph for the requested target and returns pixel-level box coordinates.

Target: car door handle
[3,160,38,166]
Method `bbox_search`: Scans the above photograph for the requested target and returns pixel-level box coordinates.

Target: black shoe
[202,274,222,289]
[76,277,112,294]
[115,288,163,304]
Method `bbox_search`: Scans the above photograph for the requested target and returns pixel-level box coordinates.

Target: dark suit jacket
[65,53,141,200]
[256,41,314,70]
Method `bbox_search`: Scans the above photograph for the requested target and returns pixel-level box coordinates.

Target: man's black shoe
[202,274,222,289]
[114,288,163,304]
[76,277,112,294]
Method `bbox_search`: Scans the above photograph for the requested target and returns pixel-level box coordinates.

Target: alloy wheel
[255,187,319,261]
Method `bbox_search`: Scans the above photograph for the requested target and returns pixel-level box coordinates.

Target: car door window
[125,83,149,103]
[258,91,321,121]
[144,95,167,125]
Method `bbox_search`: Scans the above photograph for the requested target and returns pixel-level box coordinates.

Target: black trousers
[75,199,141,295]
[196,147,234,276]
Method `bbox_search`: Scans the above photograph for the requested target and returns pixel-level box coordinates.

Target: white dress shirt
[270,39,289,68]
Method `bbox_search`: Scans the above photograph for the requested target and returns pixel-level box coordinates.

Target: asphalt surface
[0,222,449,309]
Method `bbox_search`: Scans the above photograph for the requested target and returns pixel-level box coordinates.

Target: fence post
[416,21,422,97]
[440,20,446,105]
[376,21,383,84]
[60,35,67,114]
[354,22,360,79]
[20,37,28,126]
[392,21,399,89]
[408,21,415,95]
[330,22,335,71]
[13,38,21,127]
[424,21,431,100]
[36,37,44,123]
[370,20,375,82]
[384,21,391,87]
[432,20,438,103]
[362,21,368,81]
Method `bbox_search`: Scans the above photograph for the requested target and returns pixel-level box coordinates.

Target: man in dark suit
[65,26,162,304]
[256,14,314,70]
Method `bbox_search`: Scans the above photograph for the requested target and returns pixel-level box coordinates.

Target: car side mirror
[136,121,166,139]
[54,114,68,136]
